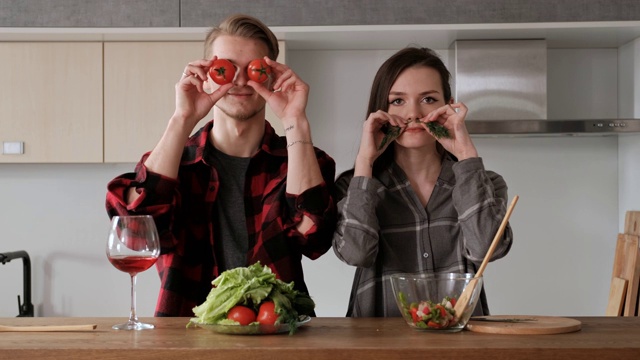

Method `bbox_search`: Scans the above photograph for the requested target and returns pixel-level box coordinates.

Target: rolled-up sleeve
[332,175,384,268]
[105,155,180,252]
[451,157,513,263]
[282,150,337,259]
[106,155,178,214]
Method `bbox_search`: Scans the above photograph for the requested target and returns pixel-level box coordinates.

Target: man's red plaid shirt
[106,120,336,316]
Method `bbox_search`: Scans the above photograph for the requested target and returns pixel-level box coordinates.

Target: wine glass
[106,215,160,330]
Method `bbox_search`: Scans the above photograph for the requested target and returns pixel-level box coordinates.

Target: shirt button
[423,253,429,258]
[209,186,215,191]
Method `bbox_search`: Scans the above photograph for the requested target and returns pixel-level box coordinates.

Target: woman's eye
[389,98,404,105]
[422,96,437,104]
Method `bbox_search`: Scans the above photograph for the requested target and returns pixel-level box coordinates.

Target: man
[105,14,336,316]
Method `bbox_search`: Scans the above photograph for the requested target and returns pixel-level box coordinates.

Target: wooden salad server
[453,195,519,320]
[0,324,97,332]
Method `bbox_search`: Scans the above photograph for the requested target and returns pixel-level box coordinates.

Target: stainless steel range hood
[465,118,640,136]
[452,40,640,136]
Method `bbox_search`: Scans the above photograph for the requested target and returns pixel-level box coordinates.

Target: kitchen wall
[619,38,640,231]
[0,46,631,317]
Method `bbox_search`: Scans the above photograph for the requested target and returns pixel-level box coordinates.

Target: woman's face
[387,65,446,148]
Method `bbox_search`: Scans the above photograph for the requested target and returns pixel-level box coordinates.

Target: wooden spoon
[0,324,97,332]
[453,195,519,320]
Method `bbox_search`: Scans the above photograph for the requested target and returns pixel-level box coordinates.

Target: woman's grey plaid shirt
[332,155,513,317]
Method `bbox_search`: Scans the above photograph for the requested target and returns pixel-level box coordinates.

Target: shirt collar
[182,120,288,165]
[379,151,457,186]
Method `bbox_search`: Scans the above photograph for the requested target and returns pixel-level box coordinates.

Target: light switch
[2,141,24,155]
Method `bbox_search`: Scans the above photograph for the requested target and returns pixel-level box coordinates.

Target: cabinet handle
[2,141,25,155]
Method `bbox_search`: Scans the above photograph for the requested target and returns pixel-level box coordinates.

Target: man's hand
[249,57,308,125]
[176,57,233,130]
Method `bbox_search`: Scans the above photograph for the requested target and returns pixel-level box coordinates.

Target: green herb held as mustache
[425,121,451,140]
[377,121,450,150]
[378,125,402,150]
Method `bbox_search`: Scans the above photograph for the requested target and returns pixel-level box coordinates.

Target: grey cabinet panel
[0,0,179,27]
[1,0,638,28]
[181,0,640,27]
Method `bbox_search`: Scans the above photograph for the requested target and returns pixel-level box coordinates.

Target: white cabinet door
[103,41,210,163]
[0,42,103,163]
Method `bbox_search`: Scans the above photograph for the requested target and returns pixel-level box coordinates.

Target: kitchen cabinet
[1,0,637,28]
[104,41,286,163]
[1,22,638,164]
[0,0,178,27]
[0,39,286,164]
[0,42,103,163]
[103,41,211,163]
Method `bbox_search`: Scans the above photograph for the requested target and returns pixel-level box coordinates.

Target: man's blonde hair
[204,14,279,60]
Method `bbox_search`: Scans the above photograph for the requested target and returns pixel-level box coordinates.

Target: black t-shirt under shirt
[205,146,250,273]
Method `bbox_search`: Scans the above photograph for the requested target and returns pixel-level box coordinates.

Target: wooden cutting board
[610,233,640,316]
[466,315,581,335]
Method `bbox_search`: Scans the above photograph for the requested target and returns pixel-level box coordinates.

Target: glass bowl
[390,272,483,332]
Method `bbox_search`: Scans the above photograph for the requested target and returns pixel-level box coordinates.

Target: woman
[332,47,513,317]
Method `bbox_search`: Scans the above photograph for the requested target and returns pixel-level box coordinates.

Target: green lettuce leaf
[189,262,315,335]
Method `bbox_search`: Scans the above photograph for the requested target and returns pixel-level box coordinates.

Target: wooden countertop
[1,317,640,359]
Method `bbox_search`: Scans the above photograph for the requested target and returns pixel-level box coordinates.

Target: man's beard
[216,100,266,121]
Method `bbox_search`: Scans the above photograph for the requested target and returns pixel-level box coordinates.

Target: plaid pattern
[332,155,512,317]
[106,120,336,316]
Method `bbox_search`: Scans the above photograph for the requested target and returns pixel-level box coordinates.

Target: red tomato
[256,301,279,325]
[227,305,256,326]
[436,304,447,318]
[409,307,420,323]
[427,320,442,329]
[449,297,457,307]
[247,58,271,83]
[209,59,236,85]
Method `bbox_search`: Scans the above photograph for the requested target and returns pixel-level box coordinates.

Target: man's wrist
[168,115,197,137]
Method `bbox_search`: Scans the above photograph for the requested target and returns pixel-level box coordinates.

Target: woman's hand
[174,57,233,130]
[354,110,405,176]
[421,102,478,160]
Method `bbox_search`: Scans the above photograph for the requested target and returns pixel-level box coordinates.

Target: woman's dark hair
[367,47,452,172]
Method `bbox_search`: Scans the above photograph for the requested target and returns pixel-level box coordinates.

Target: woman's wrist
[354,155,375,177]
[455,147,479,161]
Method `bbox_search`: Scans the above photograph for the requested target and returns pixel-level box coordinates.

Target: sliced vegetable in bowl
[391,272,482,332]
[399,292,457,329]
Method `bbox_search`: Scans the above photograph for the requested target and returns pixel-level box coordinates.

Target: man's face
[209,35,270,121]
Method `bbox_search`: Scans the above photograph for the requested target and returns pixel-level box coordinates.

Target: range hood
[452,40,640,136]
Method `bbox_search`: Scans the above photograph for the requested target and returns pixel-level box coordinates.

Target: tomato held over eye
[227,305,256,326]
[247,58,272,83]
[209,59,236,85]
[256,301,279,325]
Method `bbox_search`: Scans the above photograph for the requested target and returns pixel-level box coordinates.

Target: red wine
[108,255,157,275]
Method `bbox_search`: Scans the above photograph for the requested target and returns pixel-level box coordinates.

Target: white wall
[0,47,628,318]
[0,164,160,317]
[618,38,640,231]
